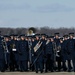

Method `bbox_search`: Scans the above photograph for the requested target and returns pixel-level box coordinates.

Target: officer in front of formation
[66,33,75,72]
[18,34,29,72]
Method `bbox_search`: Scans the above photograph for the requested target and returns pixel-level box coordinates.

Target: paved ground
[0,72,75,75]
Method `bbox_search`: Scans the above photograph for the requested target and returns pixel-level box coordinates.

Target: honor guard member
[54,33,61,71]
[66,33,75,72]
[40,34,46,70]
[0,32,5,72]
[10,34,19,71]
[18,34,29,72]
[33,34,44,73]
[30,35,36,71]
[71,34,75,72]
[50,36,56,71]
[3,35,11,71]
[58,38,63,71]
[9,34,14,71]
[45,36,54,72]
[61,35,68,71]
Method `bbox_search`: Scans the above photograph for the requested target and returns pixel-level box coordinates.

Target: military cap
[31,35,34,38]
[69,33,74,36]
[10,34,14,36]
[50,36,54,38]
[4,35,10,38]
[19,34,25,38]
[41,34,46,37]
[54,33,60,36]
[54,33,59,35]
[27,35,32,38]
[13,34,18,36]
[35,34,41,37]
[12,34,18,38]
[63,35,68,38]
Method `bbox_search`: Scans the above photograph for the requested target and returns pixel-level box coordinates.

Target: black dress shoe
[57,70,61,72]
[63,68,67,71]
[1,70,5,72]
[24,70,28,72]
[74,70,75,72]
[45,70,48,73]
[68,70,71,72]
[36,71,38,73]
[40,71,43,73]
[51,70,54,72]
[20,70,24,72]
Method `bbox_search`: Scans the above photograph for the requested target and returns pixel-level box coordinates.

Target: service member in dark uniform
[18,34,29,72]
[58,38,64,71]
[45,36,54,72]
[40,34,46,71]
[33,34,44,73]
[10,35,19,71]
[66,33,75,72]
[61,35,68,71]
[54,33,61,71]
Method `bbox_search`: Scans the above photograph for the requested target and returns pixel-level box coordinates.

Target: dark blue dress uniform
[10,39,19,71]
[18,40,29,71]
[41,39,46,69]
[61,40,67,61]
[61,40,67,71]
[33,40,44,73]
[45,41,54,72]
[0,37,5,72]
[54,38,60,47]
[66,38,75,71]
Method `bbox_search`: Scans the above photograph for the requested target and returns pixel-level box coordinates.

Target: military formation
[0,31,75,73]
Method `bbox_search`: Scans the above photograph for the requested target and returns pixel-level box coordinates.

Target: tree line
[0,27,75,37]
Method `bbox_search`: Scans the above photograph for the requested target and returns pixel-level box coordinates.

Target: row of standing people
[0,33,75,73]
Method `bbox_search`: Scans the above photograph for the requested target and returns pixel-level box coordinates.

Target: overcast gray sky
[0,0,75,28]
